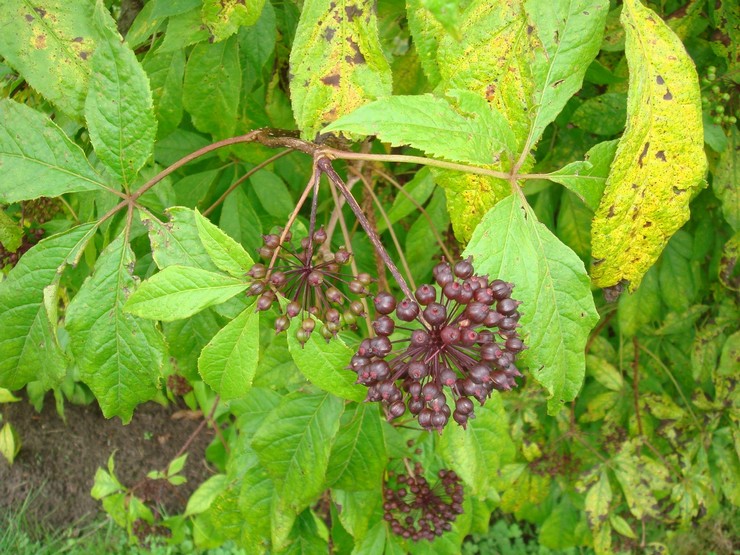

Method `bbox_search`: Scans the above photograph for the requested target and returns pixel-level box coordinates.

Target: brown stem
[318,157,414,300]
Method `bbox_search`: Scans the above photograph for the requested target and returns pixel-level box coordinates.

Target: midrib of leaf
[216,314,252,392]
[20,0,89,76]
[111,44,127,184]
[331,409,376,484]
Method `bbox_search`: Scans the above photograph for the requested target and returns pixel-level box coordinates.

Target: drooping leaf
[287,318,367,402]
[85,3,156,187]
[142,206,219,271]
[183,36,242,139]
[438,396,515,496]
[326,403,386,491]
[0,1,97,117]
[547,140,619,211]
[465,195,599,413]
[124,265,247,321]
[521,0,609,153]
[198,302,260,400]
[66,233,167,423]
[590,0,707,291]
[713,127,738,232]
[0,100,107,203]
[252,392,344,512]
[290,0,392,139]
[0,224,95,390]
[324,92,516,165]
[201,0,266,42]
[194,210,254,277]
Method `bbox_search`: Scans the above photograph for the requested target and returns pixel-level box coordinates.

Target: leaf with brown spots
[290,0,391,139]
[0,0,98,118]
[590,0,707,292]
[713,127,739,232]
[201,0,266,42]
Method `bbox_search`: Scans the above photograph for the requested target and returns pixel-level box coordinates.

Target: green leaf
[66,233,167,423]
[617,264,661,336]
[465,195,600,413]
[252,392,343,512]
[713,127,739,232]
[219,187,263,250]
[90,465,124,499]
[547,140,618,211]
[381,167,436,231]
[198,303,260,400]
[556,191,593,262]
[0,422,21,465]
[0,1,97,117]
[159,8,210,53]
[324,92,516,165]
[183,36,242,139]
[405,0,449,87]
[571,93,627,136]
[290,0,392,139]
[590,0,707,291]
[0,100,106,203]
[586,355,624,391]
[326,403,386,491]
[609,514,637,539]
[85,3,155,186]
[142,206,220,271]
[0,209,22,252]
[202,0,266,42]
[124,265,247,321]
[185,474,229,517]
[522,0,609,152]
[287,318,367,402]
[438,396,515,497]
[0,224,96,390]
[238,454,274,551]
[194,210,254,278]
[164,309,223,380]
[142,47,185,138]
[584,469,611,528]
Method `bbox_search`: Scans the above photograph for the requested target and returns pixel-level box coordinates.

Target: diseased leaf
[252,392,344,512]
[326,403,386,491]
[465,195,599,413]
[198,302,260,399]
[0,224,95,390]
[713,127,739,232]
[287,317,366,402]
[183,36,241,139]
[0,1,97,117]
[124,265,247,321]
[290,0,392,139]
[202,0,266,42]
[547,140,619,211]
[438,396,515,497]
[85,3,156,186]
[522,0,609,152]
[590,0,707,291]
[324,92,516,165]
[585,469,611,528]
[66,233,167,423]
[194,210,254,277]
[0,210,22,252]
[0,100,106,203]
[142,206,219,271]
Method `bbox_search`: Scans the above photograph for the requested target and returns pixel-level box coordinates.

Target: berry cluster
[383,463,464,541]
[21,197,62,224]
[350,257,525,431]
[701,66,738,128]
[0,228,44,270]
[246,227,371,344]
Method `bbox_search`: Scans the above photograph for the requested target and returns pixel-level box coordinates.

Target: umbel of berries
[246,226,371,344]
[383,462,464,541]
[350,257,525,431]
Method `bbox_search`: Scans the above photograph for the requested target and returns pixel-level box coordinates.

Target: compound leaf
[465,195,599,413]
[0,224,96,390]
[590,0,707,291]
[252,392,344,512]
[198,302,260,400]
[66,233,166,423]
[0,0,97,118]
[290,0,392,139]
[0,99,107,203]
[85,3,155,186]
[124,265,247,321]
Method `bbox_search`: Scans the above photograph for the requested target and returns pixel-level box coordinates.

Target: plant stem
[318,157,414,300]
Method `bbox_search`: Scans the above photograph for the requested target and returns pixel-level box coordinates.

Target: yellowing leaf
[289,0,392,139]
[202,0,266,42]
[590,0,707,292]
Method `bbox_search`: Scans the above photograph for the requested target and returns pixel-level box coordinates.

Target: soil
[0,395,213,530]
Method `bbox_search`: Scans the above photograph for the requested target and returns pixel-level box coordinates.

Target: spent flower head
[349,257,525,431]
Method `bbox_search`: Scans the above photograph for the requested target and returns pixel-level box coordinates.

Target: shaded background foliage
[0,0,738,554]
